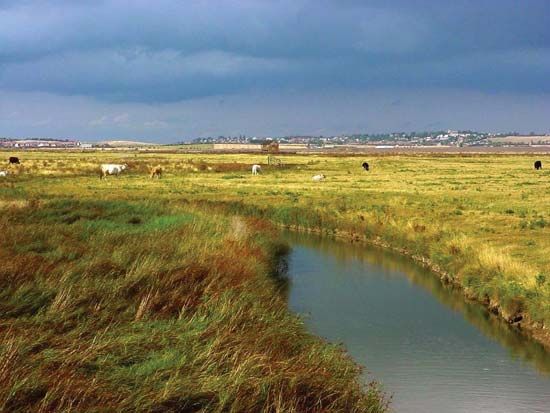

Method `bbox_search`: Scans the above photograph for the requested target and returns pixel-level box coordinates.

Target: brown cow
[150,165,162,179]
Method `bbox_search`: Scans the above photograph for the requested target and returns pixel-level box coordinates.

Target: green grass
[0,196,386,412]
[2,149,549,409]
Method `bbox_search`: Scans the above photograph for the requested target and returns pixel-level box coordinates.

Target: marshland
[1,150,549,412]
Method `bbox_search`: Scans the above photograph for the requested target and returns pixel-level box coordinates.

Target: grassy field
[1,150,549,409]
[0,154,387,412]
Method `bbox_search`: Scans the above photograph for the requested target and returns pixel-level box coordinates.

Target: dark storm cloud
[1,1,549,141]
[1,0,549,102]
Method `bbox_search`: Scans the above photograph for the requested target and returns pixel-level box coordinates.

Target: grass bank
[0,197,386,412]
[5,151,544,348]
[201,197,550,344]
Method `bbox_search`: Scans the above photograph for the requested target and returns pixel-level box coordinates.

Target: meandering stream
[282,231,550,413]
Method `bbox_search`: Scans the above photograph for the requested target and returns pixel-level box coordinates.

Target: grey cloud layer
[3,89,550,140]
[2,0,550,102]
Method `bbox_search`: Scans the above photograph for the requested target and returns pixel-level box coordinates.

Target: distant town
[191,130,550,147]
[1,130,550,149]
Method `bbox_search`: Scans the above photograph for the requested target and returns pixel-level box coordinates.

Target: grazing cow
[362,162,369,171]
[9,157,20,164]
[0,171,8,177]
[534,160,542,170]
[150,165,162,179]
[252,164,261,175]
[100,163,127,179]
[312,174,326,182]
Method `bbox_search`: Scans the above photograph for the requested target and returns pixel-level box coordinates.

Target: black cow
[8,157,20,164]
[362,162,369,171]
[534,160,542,170]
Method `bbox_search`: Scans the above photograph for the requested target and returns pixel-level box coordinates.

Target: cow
[0,171,8,177]
[252,164,261,175]
[100,163,127,179]
[150,165,162,179]
[312,174,326,182]
[362,162,369,171]
[8,157,20,164]
[534,160,542,170]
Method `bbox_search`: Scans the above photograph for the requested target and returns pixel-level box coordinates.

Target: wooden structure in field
[261,141,280,153]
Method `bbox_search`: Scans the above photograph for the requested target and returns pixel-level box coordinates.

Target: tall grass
[0,198,386,412]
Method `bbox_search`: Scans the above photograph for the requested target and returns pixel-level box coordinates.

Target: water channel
[282,231,550,413]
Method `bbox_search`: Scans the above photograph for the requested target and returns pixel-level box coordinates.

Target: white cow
[312,174,326,182]
[100,163,127,179]
[0,170,8,177]
[252,164,261,175]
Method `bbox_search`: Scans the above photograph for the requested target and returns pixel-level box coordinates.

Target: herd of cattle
[250,161,364,181]
[100,163,163,179]
[0,156,545,180]
[0,158,164,180]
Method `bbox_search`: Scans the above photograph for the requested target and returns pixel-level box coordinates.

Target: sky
[1,0,550,142]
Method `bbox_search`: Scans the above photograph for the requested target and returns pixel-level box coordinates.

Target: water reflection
[282,230,550,413]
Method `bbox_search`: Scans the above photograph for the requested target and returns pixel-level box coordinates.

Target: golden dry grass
[0,151,391,412]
